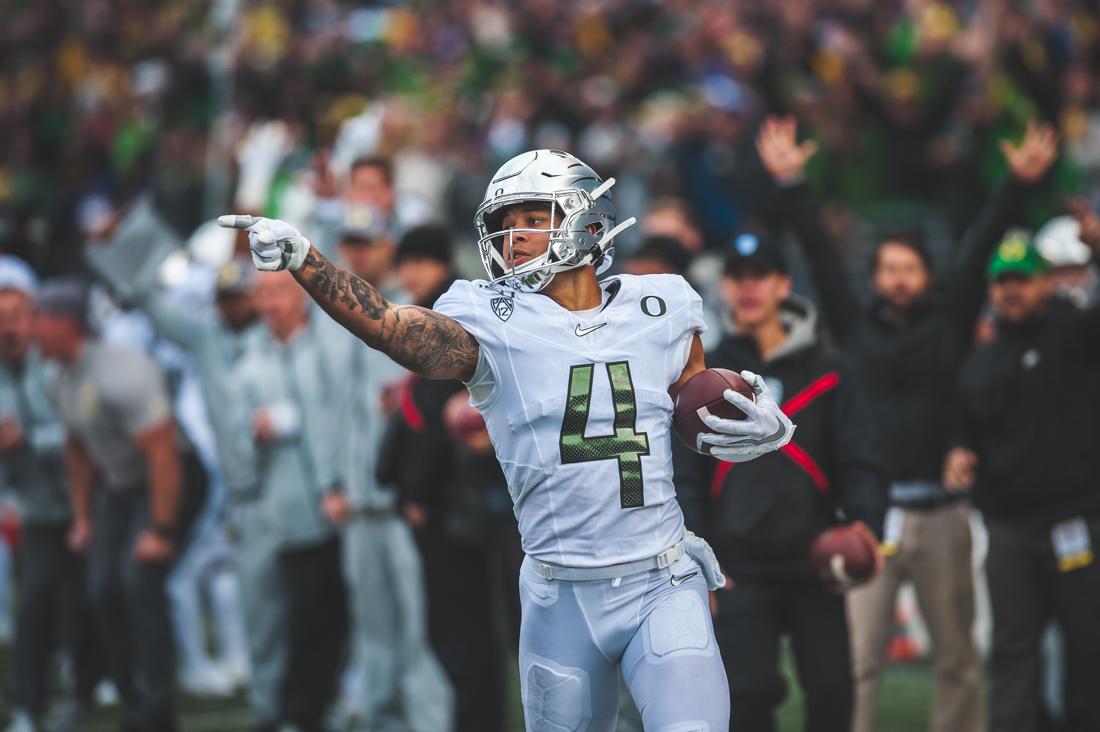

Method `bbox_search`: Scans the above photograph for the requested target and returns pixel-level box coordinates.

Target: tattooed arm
[296,248,479,381]
[219,214,479,380]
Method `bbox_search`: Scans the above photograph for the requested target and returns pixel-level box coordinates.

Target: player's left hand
[698,370,795,463]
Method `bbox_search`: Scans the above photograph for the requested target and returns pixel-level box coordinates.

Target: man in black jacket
[945,227,1100,732]
[754,116,1058,732]
[678,233,887,732]
[377,227,508,732]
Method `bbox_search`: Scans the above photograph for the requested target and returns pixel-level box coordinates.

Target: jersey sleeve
[679,276,707,337]
[433,280,500,407]
[650,274,706,380]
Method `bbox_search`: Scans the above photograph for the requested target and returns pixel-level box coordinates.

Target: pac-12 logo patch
[491,296,514,322]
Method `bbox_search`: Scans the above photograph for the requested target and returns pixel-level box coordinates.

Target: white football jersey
[435,273,706,567]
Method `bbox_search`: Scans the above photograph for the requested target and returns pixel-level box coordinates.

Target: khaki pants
[848,501,983,732]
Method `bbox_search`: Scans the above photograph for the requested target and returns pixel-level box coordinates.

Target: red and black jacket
[675,298,888,582]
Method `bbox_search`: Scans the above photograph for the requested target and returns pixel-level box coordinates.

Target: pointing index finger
[217,214,261,230]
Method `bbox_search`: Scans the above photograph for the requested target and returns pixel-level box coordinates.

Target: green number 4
[559,362,651,508]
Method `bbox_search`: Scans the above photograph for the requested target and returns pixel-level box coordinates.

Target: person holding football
[221,149,795,729]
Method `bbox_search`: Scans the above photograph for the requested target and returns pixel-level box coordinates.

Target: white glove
[698,370,795,463]
[264,400,302,438]
[684,530,727,591]
[217,215,312,271]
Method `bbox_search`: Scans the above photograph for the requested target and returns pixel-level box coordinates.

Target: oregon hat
[987,231,1051,280]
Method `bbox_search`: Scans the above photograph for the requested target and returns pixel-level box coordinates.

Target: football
[673,368,755,455]
[810,524,879,590]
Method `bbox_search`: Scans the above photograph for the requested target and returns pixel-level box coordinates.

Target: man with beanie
[945,228,1100,732]
[317,216,454,732]
[378,225,506,731]
[36,279,182,732]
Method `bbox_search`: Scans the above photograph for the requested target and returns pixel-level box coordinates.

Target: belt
[530,539,686,582]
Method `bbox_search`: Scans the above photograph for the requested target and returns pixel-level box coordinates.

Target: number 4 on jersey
[559,362,650,508]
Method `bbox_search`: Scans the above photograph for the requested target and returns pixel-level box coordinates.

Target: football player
[221,149,794,730]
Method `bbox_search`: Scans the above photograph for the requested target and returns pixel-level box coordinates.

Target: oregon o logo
[640,296,666,317]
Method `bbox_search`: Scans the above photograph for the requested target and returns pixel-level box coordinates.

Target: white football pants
[518,551,729,731]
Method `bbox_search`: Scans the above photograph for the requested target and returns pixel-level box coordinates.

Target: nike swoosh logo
[670,571,698,587]
[702,422,789,450]
[574,322,608,337]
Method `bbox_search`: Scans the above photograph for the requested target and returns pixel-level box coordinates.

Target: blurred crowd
[3,0,1100,270]
[1,0,1100,731]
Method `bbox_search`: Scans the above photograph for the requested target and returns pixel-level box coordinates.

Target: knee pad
[646,592,712,662]
[523,656,590,732]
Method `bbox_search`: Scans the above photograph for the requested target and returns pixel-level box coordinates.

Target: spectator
[1035,211,1099,308]
[624,235,692,277]
[677,231,887,732]
[86,208,294,725]
[754,115,1059,732]
[377,230,504,732]
[0,260,98,732]
[36,279,183,732]
[318,219,453,732]
[343,157,435,236]
[944,224,1100,732]
[234,271,349,732]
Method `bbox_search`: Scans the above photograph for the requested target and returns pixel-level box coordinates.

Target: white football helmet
[474,149,635,293]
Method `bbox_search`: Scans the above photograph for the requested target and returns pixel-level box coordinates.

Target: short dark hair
[872,229,933,274]
[396,224,453,266]
[631,235,691,275]
[349,157,394,187]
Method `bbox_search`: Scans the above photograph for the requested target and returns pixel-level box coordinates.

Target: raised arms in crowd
[219,216,479,382]
[755,116,1059,344]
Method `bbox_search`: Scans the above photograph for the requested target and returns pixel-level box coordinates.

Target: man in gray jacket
[86,204,285,727]
[0,259,97,732]
[311,195,452,731]
[235,270,349,732]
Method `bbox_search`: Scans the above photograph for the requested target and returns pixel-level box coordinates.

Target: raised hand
[1067,198,1100,255]
[756,115,819,185]
[1001,121,1059,185]
[218,215,312,272]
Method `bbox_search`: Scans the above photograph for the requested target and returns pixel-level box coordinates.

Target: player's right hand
[699,371,795,462]
[218,215,312,272]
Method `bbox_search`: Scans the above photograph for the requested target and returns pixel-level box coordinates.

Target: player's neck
[541,267,603,311]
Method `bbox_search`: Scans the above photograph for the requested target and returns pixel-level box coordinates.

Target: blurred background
[1,1,1099,731]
